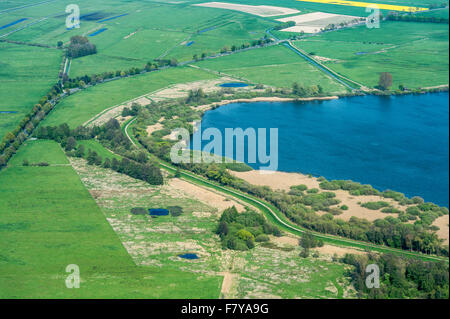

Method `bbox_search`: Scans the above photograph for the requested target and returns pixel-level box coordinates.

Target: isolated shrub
[131,207,147,215]
[361,201,390,210]
[168,206,183,217]
[406,206,421,216]
[34,162,49,166]
[319,181,340,190]
[291,184,308,191]
[255,234,270,242]
[341,205,349,210]
[381,207,402,214]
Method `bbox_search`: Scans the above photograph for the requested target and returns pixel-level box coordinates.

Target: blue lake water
[192,93,449,207]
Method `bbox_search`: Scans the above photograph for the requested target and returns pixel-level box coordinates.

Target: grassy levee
[0,139,222,298]
[124,118,448,263]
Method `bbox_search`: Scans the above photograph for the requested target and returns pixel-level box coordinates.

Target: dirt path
[219,272,237,298]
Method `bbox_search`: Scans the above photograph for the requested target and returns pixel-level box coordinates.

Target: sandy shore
[229,170,438,224]
[195,96,339,112]
[432,214,449,245]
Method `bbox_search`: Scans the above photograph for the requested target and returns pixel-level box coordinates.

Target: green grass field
[77,139,121,161]
[0,42,61,141]
[295,21,449,88]
[40,66,217,128]
[194,44,347,92]
[7,139,69,166]
[0,139,221,298]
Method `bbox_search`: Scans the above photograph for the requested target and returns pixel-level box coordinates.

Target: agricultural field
[0,139,222,298]
[194,44,347,91]
[40,66,217,128]
[295,21,449,88]
[0,42,61,141]
[0,0,448,302]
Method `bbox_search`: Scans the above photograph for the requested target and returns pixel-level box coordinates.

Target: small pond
[219,82,249,88]
[178,253,199,260]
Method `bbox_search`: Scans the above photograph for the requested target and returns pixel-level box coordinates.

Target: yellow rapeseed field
[296,0,429,12]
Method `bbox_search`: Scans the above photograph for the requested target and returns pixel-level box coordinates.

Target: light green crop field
[0,42,61,141]
[0,140,221,298]
[295,21,449,88]
[40,66,217,129]
[195,44,347,92]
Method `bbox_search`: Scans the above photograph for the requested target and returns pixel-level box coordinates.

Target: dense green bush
[343,253,449,299]
[131,207,147,215]
[217,206,281,251]
[361,201,390,210]
[168,206,183,217]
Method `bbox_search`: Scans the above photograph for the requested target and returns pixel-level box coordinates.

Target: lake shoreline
[192,93,449,207]
[195,95,340,112]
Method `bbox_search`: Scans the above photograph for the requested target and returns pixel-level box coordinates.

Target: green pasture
[0,139,222,298]
[77,139,121,161]
[295,21,449,88]
[0,42,61,141]
[40,66,217,129]
[195,44,347,92]
[7,139,69,166]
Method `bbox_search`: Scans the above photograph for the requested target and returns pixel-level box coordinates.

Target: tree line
[386,12,449,24]
[35,119,163,185]
[342,252,449,298]
[0,82,64,170]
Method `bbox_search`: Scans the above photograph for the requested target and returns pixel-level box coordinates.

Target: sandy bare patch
[271,235,299,246]
[146,117,165,136]
[194,2,300,17]
[124,31,138,39]
[230,170,320,191]
[230,170,406,222]
[150,77,235,102]
[331,190,403,222]
[219,272,237,298]
[168,178,244,212]
[313,55,339,63]
[313,244,366,257]
[433,214,449,245]
[195,96,338,112]
[277,12,363,33]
